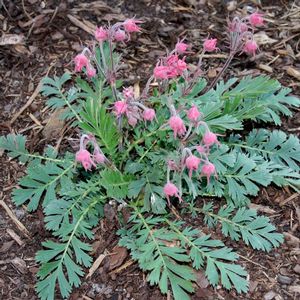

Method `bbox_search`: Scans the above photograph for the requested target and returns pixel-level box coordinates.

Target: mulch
[0,0,299,299]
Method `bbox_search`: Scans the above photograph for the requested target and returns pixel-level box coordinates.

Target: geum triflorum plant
[1,13,300,300]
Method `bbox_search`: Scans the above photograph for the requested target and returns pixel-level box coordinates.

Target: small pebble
[277,274,293,285]
[293,264,300,274]
[264,291,276,300]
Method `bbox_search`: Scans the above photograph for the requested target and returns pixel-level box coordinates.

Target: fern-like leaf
[201,204,284,252]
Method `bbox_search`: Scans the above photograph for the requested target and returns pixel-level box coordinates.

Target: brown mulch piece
[0,0,299,299]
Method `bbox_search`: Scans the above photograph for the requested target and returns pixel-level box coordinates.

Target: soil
[0,0,299,300]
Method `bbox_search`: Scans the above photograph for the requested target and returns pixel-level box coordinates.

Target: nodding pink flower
[143,109,156,121]
[185,155,201,177]
[123,87,134,100]
[76,149,96,171]
[114,101,128,116]
[95,26,108,42]
[243,40,258,55]
[94,152,105,164]
[74,54,89,72]
[203,131,219,147]
[175,40,189,54]
[187,105,201,122]
[249,12,264,27]
[114,29,127,41]
[167,54,179,65]
[169,116,186,139]
[86,65,96,78]
[123,18,142,33]
[154,65,170,80]
[163,182,182,205]
[127,115,138,127]
[203,38,217,52]
[196,145,206,154]
[176,59,187,74]
[201,162,216,184]
[167,160,178,171]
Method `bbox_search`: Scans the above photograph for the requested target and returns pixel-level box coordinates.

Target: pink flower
[123,87,134,100]
[127,115,138,127]
[249,12,264,27]
[94,152,105,164]
[86,65,96,78]
[114,29,126,42]
[201,162,216,184]
[203,38,217,52]
[154,65,170,80]
[169,116,186,139]
[243,40,258,55]
[74,54,88,72]
[202,131,219,147]
[75,149,96,171]
[167,54,179,65]
[95,26,108,42]
[163,182,182,205]
[175,40,189,54]
[114,101,128,116]
[176,59,187,74]
[187,105,201,122]
[196,145,206,154]
[185,155,201,177]
[143,109,156,121]
[123,18,142,33]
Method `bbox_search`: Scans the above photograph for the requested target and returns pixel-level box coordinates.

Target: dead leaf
[86,254,106,279]
[195,270,209,288]
[254,32,278,45]
[0,34,24,46]
[288,285,300,293]
[286,67,300,81]
[284,232,299,248]
[11,257,27,274]
[108,245,128,271]
[249,203,276,214]
[258,64,273,73]
[42,109,65,139]
[0,240,14,253]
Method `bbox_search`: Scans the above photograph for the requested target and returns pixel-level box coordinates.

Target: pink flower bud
[176,59,187,74]
[75,149,96,171]
[154,65,170,80]
[114,101,128,116]
[185,155,201,177]
[123,19,142,33]
[196,145,206,154]
[114,29,126,41]
[201,162,216,184]
[175,41,189,54]
[167,54,179,66]
[243,40,258,55]
[187,105,201,122]
[202,131,218,147]
[249,12,264,27]
[94,152,105,164]
[143,109,156,121]
[203,38,217,52]
[74,54,88,72]
[95,26,108,42]
[86,65,96,78]
[163,182,182,205]
[167,160,178,171]
[169,116,186,139]
[123,87,134,100]
[127,115,138,127]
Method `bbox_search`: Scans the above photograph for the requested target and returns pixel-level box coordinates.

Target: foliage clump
[1,14,299,300]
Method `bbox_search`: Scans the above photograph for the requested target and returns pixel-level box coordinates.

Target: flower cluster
[164,104,218,204]
[114,87,156,127]
[75,134,106,171]
[228,12,264,56]
[74,18,142,80]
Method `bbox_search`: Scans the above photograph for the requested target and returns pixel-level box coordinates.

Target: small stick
[6,229,24,246]
[10,65,53,125]
[0,199,30,238]
[280,193,299,207]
